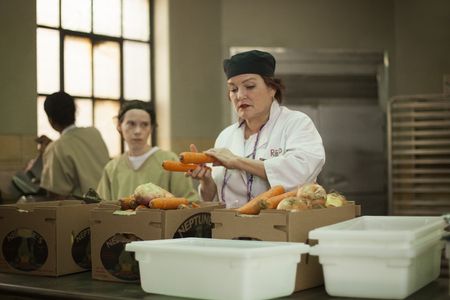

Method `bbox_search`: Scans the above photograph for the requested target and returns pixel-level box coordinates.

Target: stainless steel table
[0,272,448,300]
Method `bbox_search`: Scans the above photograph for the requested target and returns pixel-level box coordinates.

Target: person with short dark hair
[40,91,110,199]
[96,100,198,201]
[187,50,325,208]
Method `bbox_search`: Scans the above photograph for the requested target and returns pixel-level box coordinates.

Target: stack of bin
[309,216,445,299]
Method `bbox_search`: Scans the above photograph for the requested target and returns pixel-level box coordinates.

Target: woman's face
[118,109,151,151]
[227,73,275,122]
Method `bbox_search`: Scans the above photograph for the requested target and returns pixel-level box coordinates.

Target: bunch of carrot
[236,183,349,215]
[162,152,216,172]
[119,195,194,210]
[236,185,289,215]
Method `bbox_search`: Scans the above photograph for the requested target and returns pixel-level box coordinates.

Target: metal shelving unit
[388,94,450,277]
[388,94,450,216]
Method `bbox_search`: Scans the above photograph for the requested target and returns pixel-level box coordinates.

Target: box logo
[100,233,142,281]
[2,228,48,271]
[173,213,212,238]
[72,227,91,269]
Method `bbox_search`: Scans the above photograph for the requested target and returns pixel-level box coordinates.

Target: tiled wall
[0,134,37,202]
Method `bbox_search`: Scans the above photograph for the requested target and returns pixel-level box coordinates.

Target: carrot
[263,190,297,209]
[179,152,216,164]
[119,195,137,210]
[237,185,285,215]
[136,204,148,210]
[149,197,189,209]
[162,160,199,172]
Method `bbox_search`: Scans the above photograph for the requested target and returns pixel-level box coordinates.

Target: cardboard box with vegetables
[90,182,222,283]
[211,183,360,291]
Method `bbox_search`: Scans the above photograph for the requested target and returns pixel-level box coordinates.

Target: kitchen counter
[0,272,448,300]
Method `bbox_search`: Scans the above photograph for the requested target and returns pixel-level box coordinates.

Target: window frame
[37,0,155,154]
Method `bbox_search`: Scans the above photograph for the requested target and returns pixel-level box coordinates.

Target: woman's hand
[185,144,217,201]
[206,147,268,180]
[204,148,239,169]
[186,144,212,180]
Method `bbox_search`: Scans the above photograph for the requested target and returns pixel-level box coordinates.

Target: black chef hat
[223,50,276,79]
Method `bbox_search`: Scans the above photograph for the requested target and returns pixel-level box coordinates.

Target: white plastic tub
[126,238,309,300]
[309,216,445,299]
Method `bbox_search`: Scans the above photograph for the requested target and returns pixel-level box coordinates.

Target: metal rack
[388,94,450,278]
[388,94,450,216]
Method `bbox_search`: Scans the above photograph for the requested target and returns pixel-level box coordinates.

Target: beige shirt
[40,127,110,197]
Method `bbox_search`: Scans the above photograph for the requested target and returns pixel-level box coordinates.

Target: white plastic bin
[309,216,445,299]
[126,238,309,300]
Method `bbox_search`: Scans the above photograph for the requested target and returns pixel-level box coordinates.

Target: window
[36,0,152,157]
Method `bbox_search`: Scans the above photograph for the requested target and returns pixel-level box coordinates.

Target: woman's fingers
[187,164,211,180]
[205,148,236,168]
[189,143,198,153]
[199,166,211,179]
[204,167,212,178]
[189,165,202,178]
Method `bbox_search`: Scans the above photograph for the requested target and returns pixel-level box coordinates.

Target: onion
[325,192,347,207]
[296,183,327,201]
[310,198,326,209]
[276,197,309,211]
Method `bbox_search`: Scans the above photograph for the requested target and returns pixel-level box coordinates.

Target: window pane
[75,99,93,127]
[37,0,59,27]
[61,0,91,32]
[94,41,120,98]
[64,36,92,97]
[123,0,149,41]
[124,41,150,100]
[94,100,120,157]
[93,0,121,37]
[37,28,60,94]
[37,96,60,141]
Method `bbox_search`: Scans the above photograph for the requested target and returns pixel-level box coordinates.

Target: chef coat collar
[257,100,281,145]
[240,100,281,157]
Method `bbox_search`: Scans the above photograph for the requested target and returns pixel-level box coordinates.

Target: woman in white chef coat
[188,50,325,208]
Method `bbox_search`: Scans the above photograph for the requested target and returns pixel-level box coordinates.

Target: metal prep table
[0,272,448,300]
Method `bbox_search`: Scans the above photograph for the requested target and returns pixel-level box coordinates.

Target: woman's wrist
[199,178,217,202]
[231,156,267,180]
[229,156,243,169]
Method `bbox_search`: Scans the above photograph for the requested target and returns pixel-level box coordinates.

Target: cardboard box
[211,204,359,291]
[90,202,222,282]
[0,200,95,276]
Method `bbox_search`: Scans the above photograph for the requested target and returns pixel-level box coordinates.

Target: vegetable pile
[118,182,198,211]
[237,183,349,215]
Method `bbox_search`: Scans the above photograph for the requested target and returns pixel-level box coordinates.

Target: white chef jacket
[211,101,325,208]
